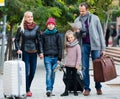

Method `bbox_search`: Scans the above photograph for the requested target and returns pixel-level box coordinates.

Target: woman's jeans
[23,51,37,92]
[44,56,58,92]
[82,44,102,91]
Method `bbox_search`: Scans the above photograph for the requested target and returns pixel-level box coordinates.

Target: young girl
[61,30,81,96]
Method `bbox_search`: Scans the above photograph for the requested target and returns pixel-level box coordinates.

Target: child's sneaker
[46,90,51,97]
[74,91,78,96]
[60,92,69,96]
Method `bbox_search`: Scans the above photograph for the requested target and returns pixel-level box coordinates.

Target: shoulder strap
[33,25,39,31]
[89,14,92,23]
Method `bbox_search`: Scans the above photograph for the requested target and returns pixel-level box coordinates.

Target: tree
[0,0,116,61]
[0,0,62,60]
[87,0,113,32]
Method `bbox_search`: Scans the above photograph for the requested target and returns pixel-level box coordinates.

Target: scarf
[44,28,58,35]
[66,39,79,47]
[24,21,36,30]
[79,12,90,31]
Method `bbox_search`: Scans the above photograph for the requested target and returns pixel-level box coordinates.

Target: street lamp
[0,21,3,29]
[0,21,3,25]
[0,21,3,38]
[0,16,7,73]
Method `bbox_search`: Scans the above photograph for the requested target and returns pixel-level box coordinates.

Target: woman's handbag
[93,55,117,82]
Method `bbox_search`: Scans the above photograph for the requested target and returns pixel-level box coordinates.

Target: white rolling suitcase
[3,55,26,99]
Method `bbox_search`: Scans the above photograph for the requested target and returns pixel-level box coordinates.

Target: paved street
[0,58,120,99]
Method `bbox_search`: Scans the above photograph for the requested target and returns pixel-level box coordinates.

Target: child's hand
[57,61,61,65]
[75,65,79,70]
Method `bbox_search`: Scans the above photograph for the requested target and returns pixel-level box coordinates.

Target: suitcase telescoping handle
[18,53,22,60]
[17,53,23,96]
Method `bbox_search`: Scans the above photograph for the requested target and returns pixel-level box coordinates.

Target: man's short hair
[79,2,89,9]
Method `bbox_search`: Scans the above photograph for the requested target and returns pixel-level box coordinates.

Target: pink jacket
[65,40,81,67]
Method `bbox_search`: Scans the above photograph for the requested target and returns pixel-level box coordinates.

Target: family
[14,2,105,97]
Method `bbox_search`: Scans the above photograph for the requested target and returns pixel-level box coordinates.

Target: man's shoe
[83,90,90,96]
[97,89,102,95]
[26,91,32,97]
[74,91,78,96]
[60,92,69,96]
[46,91,51,97]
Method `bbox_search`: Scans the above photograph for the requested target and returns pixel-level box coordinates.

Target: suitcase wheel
[4,94,6,98]
[6,96,16,99]
[3,95,26,99]
[3,94,14,99]
[11,96,16,99]
[16,95,27,99]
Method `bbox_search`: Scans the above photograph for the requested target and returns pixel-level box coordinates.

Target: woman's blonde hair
[19,11,33,32]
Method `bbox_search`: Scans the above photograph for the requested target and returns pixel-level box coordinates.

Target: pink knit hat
[46,17,56,26]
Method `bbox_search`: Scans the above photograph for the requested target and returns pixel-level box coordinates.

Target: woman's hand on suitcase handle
[17,50,22,54]
[39,53,44,59]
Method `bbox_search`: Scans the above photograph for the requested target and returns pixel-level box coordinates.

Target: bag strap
[89,14,92,23]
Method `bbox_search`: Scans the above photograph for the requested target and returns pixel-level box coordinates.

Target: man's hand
[73,27,80,32]
[39,53,44,59]
[101,50,105,56]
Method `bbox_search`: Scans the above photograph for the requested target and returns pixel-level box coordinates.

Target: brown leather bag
[93,55,117,82]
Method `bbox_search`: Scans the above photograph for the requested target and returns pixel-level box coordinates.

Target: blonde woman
[15,11,42,97]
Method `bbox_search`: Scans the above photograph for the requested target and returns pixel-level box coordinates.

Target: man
[117,25,120,46]
[110,25,117,47]
[74,2,105,96]
[105,26,110,47]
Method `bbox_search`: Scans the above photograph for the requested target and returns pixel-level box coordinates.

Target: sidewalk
[0,58,120,99]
